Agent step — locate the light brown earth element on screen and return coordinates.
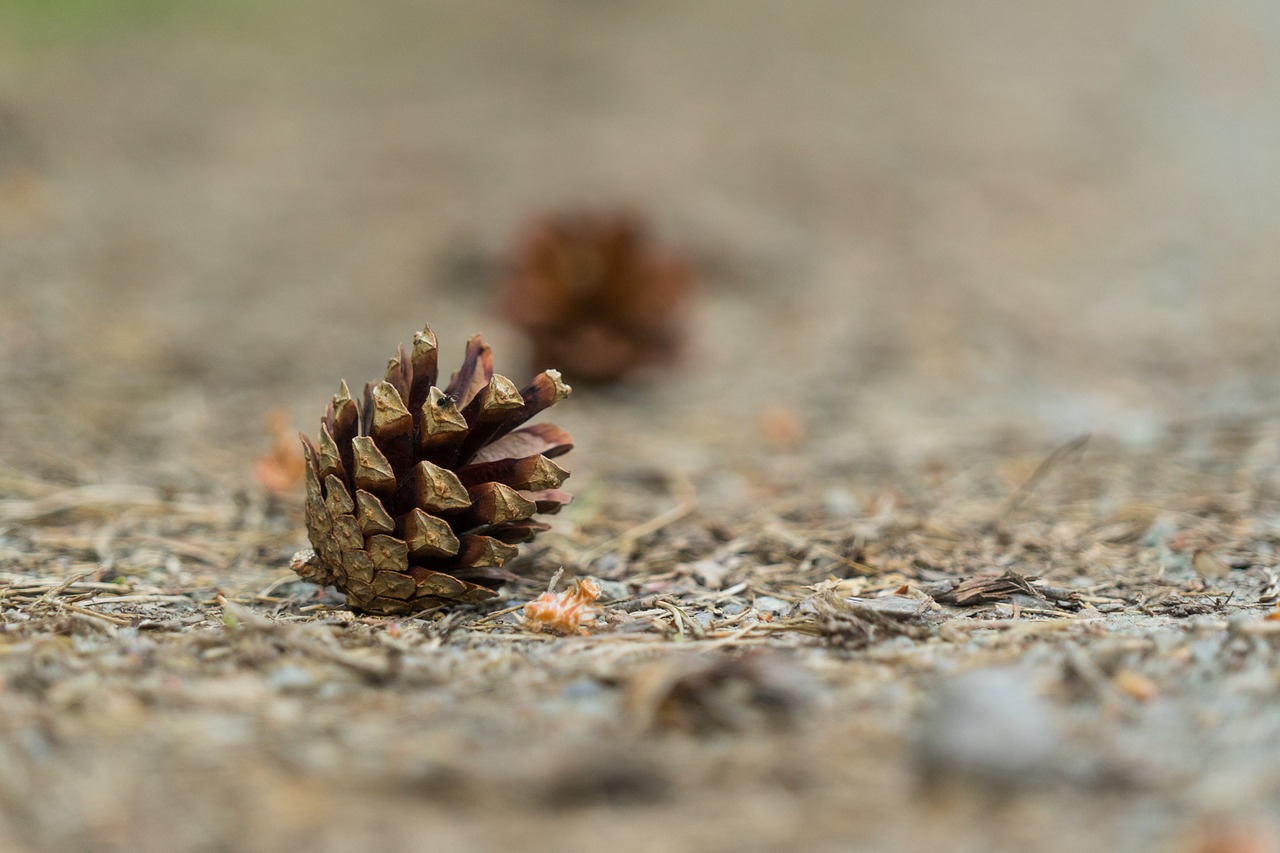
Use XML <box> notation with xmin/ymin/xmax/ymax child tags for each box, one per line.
<box><xmin>3</xmin><ymin>2</ymin><xmax>1280</xmax><ymax>851</ymax></box>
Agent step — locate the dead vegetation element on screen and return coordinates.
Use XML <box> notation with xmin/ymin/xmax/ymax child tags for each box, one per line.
<box><xmin>5</xmin><ymin>421</ymin><xmax>1280</xmax><ymax>851</ymax></box>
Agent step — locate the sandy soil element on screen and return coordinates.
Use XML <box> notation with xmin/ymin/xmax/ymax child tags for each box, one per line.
<box><xmin>3</xmin><ymin>1</ymin><xmax>1280</xmax><ymax>850</ymax></box>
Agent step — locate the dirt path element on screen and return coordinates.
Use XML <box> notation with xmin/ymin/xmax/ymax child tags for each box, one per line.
<box><xmin>3</xmin><ymin>2</ymin><xmax>1280</xmax><ymax>850</ymax></box>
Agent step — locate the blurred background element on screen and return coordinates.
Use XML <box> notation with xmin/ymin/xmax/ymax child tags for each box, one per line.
<box><xmin>2</xmin><ymin>0</ymin><xmax>1279</xmax><ymax>488</ymax></box>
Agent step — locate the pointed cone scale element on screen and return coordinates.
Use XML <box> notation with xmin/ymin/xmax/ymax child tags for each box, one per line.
<box><xmin>462</xmin><ymin>482</ymin><xmax>537</xmax><ymax>528</ymax></box>
<box><xmin>355</xmin><ymin>489</ymin><xmax>396</xmax><ymax>536</ymax></box>
<box><xmin>467</xmin><ymin>423</ymin><xmax>574</xmax><ymax>466</ymax></box>
<box><xmin>369</xmin><ymin>381</ymin><xmax>413</xmax><ymax>444</ymax></box>
<box><xmin>401</xmin><ymin>508</ymin><xmax>461</xmax><ymax>558</ymax></box>
<box><xmin>351</xmin><ymin>435</ymin><xmax>396</xmax><ymax>496</ymax></box>
<box><xmin>454</xmin><ymin>535</ymin><xmax>520</xmax><ymax>568</ymax></box>
<box><xmin>458</xmin><ymin>370</ymin><xmax>571</xmax><ymax>460</ymax></box>
<box><xmin>445</xmin><ymin>335</ymin><xmax>494</xmax><ymax>408</ymax></box>
<box><xmin>408</xmin><ymin>327</ymin><xmax>439</xmax><ymax>413</ymax></box>
<box><xmin>456</xmin><ymin>454</ymin><xmax>569</xmax><ymax>491</ymax></box>
<box><xmin>402</xmin><ymin>460</ymin><xmax>472</xmax><ymax>514</ymax></box>
<box><xmin>418</xmin><ymin>386</ymin><xmax>469</xmax><ymax>458</ymax></box>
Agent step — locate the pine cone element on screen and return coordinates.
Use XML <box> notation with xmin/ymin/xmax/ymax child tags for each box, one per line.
<box><xmin>501</xmin><ymin>211</ymin><xmax>691</xmax><ymax>384</ymax></box>
<box><xmin>292</xmin><ymin>326</ymin><xmax>573</xmax><ymax>615</ymax></box>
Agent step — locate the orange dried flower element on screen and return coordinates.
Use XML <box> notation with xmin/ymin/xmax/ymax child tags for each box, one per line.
<box><xmin>757</xmin><ymin>404</ymin><xmax>806</xmax><ymax>452</ymax></box>
<box><xmin>523</xmin><ymin>577</ymin><xmax>602</xmax><ymax>635</ymax></box>
<box><xmin>254</xmin><ymin>410</ymin><xmax>306</xmax><ymax>495</ymax></box>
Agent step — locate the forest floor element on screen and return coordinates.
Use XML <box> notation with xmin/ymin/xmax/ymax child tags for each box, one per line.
<box><xmin>3</xmin><ymin>1</ymin><xmax>1280</xmax><ymax>851</ymax></box>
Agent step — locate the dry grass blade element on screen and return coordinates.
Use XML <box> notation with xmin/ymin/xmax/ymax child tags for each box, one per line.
<box><xmin>781</xmin><ymin>592</ymin><xmax>935</xmax><ymax>650</ymax></box>
<box><xmin>998</xmin><ymin>434</ymin><xmax>1089</xmax><ymax>522</ymax></box>
<box><xmin>0</xmin><ymin>485</ymin><xmax>232</xmax><ymax>524</ymax></box>
<box><xmin>578</xmin><ymin>473</ymin><xmax>697</xmax><ymax>567</ymax></box>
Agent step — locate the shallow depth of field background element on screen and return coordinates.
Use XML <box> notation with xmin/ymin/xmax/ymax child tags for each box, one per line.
<box><xmin>3</xmin><ymin>3</ymin><xmax>1280</xmax><ymax>852</ymax></box>
<box><xmin>3</xmin><ymin>0</ymin><xmax>1279</xmax><ymax>480</ymax></box>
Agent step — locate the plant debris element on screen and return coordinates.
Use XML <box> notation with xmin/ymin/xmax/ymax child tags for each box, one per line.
<box><xmin>803</xmin><ymin>592</ymin><xmax>935</xmax><ymax>651</ymax></box>
<box><xmin>922</xmin><ymin>569</ymin><xmax>1061</xmax><ymax>607</ymax></box>
<box><xmin>626</xmin><ymin>649</ymin><xmax>817</xmax><ymax>733</ymax></box>
<box><xmin>522</xmin><ymin>576</ymin><xmax>602</xmax><ymax>635</ymax></box>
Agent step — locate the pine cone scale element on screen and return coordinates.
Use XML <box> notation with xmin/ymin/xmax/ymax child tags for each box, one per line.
<box><xmin>400</xmin><ymin>460</ymin><xmax>470</xmax><ymax>513</ymax></box>
<box><xmin>468</xmin><ymin>423</ymin><xmax>574</xmax><ymax>466</ymax></box>
<box><xmin>520</xmin><ymin>488</ymin><xmax>572</xmax><ymax>514</ymax></box>
<box><xmin>470</xmin><ymin>482</ymin><xmax>537</xmax><ymax>524</ymax></box>
<box><xmin>455</xmin><ymin>534</ymin><xmax>518</xmax><ymax>567</ymax></box>
<box><xmin>369</xmin><ymin>382</ymin><xmax>413</xmax><ymax>441</ymax></box>
<box><xmin>459</xmin><ymin>373</ymin><xmax>523</xmax><ymax>427</ymax></box>
<box><xmin>401</xmin><ymin>508</ymin><xmax>459</xmax><ymax>558</ymax></box>
<box><xmin>355</xmin><ymin>490</ymin><xmax>395</xmax><ymax>536</ymax></box>
<box><xmin>417</xmin><ymin>388</ymin><xmax>469</xmax><ymax>460</ymax></box>
<box><xmin>315</xmin><ymin>427</ymin><xmax>345</xmax><ymax>481</ymax></box>
<box><xmin>444</xmin><ymin>335</ymin><xmax>494</xmax><ymax>406</ymax></box>
<box><xmin>456</xmin><ymin>370</ymin><xmax>570</xmax><ymax>464</ymax></box>
<box><xmin>350</xmin><ymin>436</ymin><xmax>395</xmax><ymax>495</ymax></box>
<box><xmin>486</xmin><ymin>520</ymin><xmax>551</xmax><ymax>544</ymax></box>
<box><xmin>456</xmin><ymin>454</ymin><xmax>569</xmax><ymax>492</ymax></box>
<box><xmin>411</xmin><ymin>569</ymin><xmax>467</xmax><ymax>599</ymax></box>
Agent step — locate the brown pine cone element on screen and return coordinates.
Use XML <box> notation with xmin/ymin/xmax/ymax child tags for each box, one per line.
<box><xmin>501</xmin><ymin>211</ymin><xmax>692</xmax><ymax>384</ymax></box>
<box><xmin>291</xmin><ymin>325</ymin><xmax>573</xmax><ymax>615</ymax></box>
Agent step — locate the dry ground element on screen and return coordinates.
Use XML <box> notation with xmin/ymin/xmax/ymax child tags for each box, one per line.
<box><xmin>3</xmin><ymin>1</ymin><xmax>1280</xmax><ymax>851</ymax></box>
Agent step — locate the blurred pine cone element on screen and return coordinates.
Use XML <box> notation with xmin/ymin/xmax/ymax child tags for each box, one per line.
<box><xmin>292</xmin><ymin>326</ymin><xmax>573</xmax><ymax>615</ymax></box>
<box><xmin>501</xmin><ymin>211</ymin><xmax>692</xmax><ymax>384</ymax></box>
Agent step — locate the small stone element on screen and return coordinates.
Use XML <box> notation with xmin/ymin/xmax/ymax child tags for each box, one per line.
<box><xmin>753</xmin><ymin>596</ymin><xmax>793</xmax><ymax>617</ymax></box>
<box><xmin>822</xmin><ymin>487</ymin><xmax>859</xmax><ymax>518</ymax></box>
<box><xmin>593</xmin><ymin>579</ymin><xmax>629</xmax><ymax>601</ymax></box>
<box><xmin>268</xmin><ymin>665</ymin><xmax>315</xmax><ymax>693</ymax></box>
<box><xmin>916</xmin><ymin>667</ymin><xmax>1058</xmax><ymax>788</ymax></box>
<box><xmin>690</xmin><ymin>559</ymin><xmax>732</xmax><ymax>589</ymax></box>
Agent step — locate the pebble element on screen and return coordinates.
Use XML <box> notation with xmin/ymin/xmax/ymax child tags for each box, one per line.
<box><xmin>915</xmin><ymin>667</ymin><xmax>1059</xmax><ymax>788</ymax></box>
<box><xmin>561</xmin><ymin>677</ymin><xmax>605</xmax><ymax>699</ymax></box>
<box><xmin>593</xmin><ymin>579</ymin><xmax>629</xmax><ymax>601</ymax></box>
<box><xmin>267</xmin><ymin>665</ymin><xmax>315</xmax><ymax>693</ymax></box>
<box><xmin>822</xmin><ymin>487</ymin><xmax>859</xmax><ymax>518</ymax></box>
<box><xmin>753</xmin><ymin>596</ymin><xmax>793</xmax><ymax>617</ymax></box>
